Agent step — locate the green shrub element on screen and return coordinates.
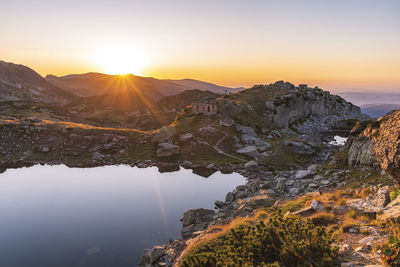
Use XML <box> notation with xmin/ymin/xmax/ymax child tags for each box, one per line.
<box><xmin>181</xmin><ymin>212</ymin><xmax>339</xmax><ymax>267</ymax></box>
<box><xmin>390</xmin><ymin>189</ymin><xmax>400</xmax><ymax>201</ymax></box>
<box><xmin>310</xmin><ymin>212</ymin><xmax>337</xmax><ymax>226</ymax></box>
<box><xmin>382</xmin><ymin>220</ymin><xmax>400</xmax><ymax>265</ymax></box>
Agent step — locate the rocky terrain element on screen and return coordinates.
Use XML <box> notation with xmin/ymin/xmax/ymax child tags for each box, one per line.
<box><xmin>3</xmin><ymin>60</ymin><xmax>400</xmax><ymax>267</ymax></box>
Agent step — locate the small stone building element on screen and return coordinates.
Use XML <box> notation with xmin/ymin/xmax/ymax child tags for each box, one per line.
<box><xmin>191</xmin><ymin>96</ymin><xmax>217</xmax><ymax>115</ymax></box>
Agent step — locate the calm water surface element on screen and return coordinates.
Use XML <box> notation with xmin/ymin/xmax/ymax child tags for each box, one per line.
<box><xmin>0</xmin><ymin>165</ymin><xmax>245</xmax><ymax>267</ymax></box>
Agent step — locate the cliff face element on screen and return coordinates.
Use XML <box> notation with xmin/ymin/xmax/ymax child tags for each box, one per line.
<box><xmin>268</xmin><ymin>87</ymin><xmax>364</xmax><ymax>130</ymax></box>
<box><xmin>345</xmin><ymin>110</ymin><xmax>400</xmax><ymax>183</ymax></box>
<box><xmin>219</xmin><ymin>81</ymin><xmax>366</xmax><ymax>136</ymax></box>
<box><xmin>373</xmin><ymin>110</ymin><xmax>400</xmax><ymax>183</ymax></box>
<box><xmin>347</xmin><ymin>136</ymin><xmax>378</xmax><ymax>167</ymax></box>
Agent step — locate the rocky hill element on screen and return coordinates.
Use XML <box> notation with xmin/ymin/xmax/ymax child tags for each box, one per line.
<box><xmin>0</xmin><ymin>61</ymin><xmax>74</xmax><ymax>105</ymax></box>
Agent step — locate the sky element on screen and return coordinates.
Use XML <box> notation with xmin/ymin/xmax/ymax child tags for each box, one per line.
<box><xmin>1</xmin><ymin>0</ymin><xmax>399</xmax><ymax>91</ymax></box>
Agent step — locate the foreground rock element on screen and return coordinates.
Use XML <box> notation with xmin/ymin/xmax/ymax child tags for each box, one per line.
<box><xmin>373</xmin><ymin>110</ymin><xmax>400</xmax><ymax>183</ymax></box>
<box><xmin>347</xmin><ymin>187</ymin><xmax>390</xmax><ymax>214</ymax></box>
<box><xmin>181</xmin><ymin>209</ymin><xmax>215</xmax><ymax>240</ymax></box>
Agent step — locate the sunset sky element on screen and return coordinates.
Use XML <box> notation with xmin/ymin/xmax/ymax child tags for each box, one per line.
<box><xmin>1</xmin><ymin>0</ymin><xmax>399</xmax><ymax>91</ymax></box>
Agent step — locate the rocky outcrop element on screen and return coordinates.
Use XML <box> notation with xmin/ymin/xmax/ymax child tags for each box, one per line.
<box><xmin>373</xmin><ymin>110</ymin><xmax>400</xmax><ymax>183</ymax></box>
<box><xmin>181</xmin><ymin>209</ymin><xmax>215</xmax><ymax>240</ymax></box>
<box><xmin>346</xmin><ymin>136</ymin><xmax>378</xmax><ymax>167</ymax></box>
<box><xmin>263</xmin><ymin>83</ymin><xmax>366</xmax><ymax>131</ymax></box>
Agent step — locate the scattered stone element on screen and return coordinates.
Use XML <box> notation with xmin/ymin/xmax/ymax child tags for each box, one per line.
<box><xmin>157</xmin><ymin>143</ymin><xmax>180</xmax><ymax>157</ymax></box>
<box><xmin>244</xmin><ymin>160</ymin><xmax>259</xmax><ymax>172</ymax></box>
<box><xmin>92</xmin><ymin>152</ymin><xmax>104</xmax><ymax>161</ymax></box>
<box><xmin>181</xmin><ymin>160</ymin><xmax>193</xmax><ymax>169</ymax></box>
<box><xmin>237</xmin><ymin>146</ymin><xmax>258</xmax><ymax>157</ymax></box>
<box><xmin>179</xmin><ymin>133</ymin><xmax>193</xmax><ymax>142</ymax></box>
<box><xmin>294</xmin><ymin>170</ymin><xmax>312</xmax><ymax>179</ymax></box>
<box><xmin>359</xmin><ymin>236</ymin><xmax>375</xmax><ymax>244</ymax></box>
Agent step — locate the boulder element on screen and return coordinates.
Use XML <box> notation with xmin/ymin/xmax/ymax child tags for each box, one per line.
<box><xmin>241</xmin><ymin>134</ymin><xmax>258</xmax><ymax>144</ymax></box>
<box><xmin>153</xmin><ymin>126</ymin><xmax>176</xmax><ymax>143</ymax></box>
<box><xmin>347</xmin><ymin>137</ymin><xmax>377</xmax><ymax>167</ymax></box>
<box><xmin>347</xmin><ymin>187</ymin><xmax>390</xmax><ymax>214</ymax></box>
<box><xmin>220</xmin><ymin>117</ymin><xmax>235</xmax><ymax>127</ymax></box>
<box><xmin>378</xmin><ymin>194</ymin><xmax>400</xmax><ymax>221</ymax></box>
<box><xmin>181</xmin><ymin>208</ymin><xmax>215</xmax><ymax>240</ymax></box>
<box><xmin>157</xmin><ymin>143</ymin><xmax>180</xmax><ymax>157</ymax></box>
<box><xmin>179</xmin><ymin>133</ymin><xmax>193</xmax><ymax>142</ymax></box>
<box><xmin>237</xmin><ymin>146</ymin><xmax>258</xmax><ymax>157</ymax></box>
<box><xmin>255</xmin><ymin>139</ymin><xmax>271</xmax><ymax>152</ymax></box>
<box><xmin>225</xmin><ymin>192</ymin><xmax>235</xmax><ymax>203</ymax></box>
<box><xmin>181</xmin><ymin>160</ymin><xmax>193</xmax><ymax>169</ymax></box>
<box><xmin>283</xmin><ymin>140</ymin><xmax>316</xmax><ymax>155</ymax></box>
<box><xmin>236</xmin><ymin>125</ymin><xmax>257</xmax><ymax>137</ymax></box>
<box><xmin>150</xmin><ymin>246</ymin><xmax>164</xmax><ymax>263</ymax></box>
<box><xmin>244</xmin><ymin>160</ymin><xmax>259</xmax><ymax>172</ymax></box>
<box><xmin>92</xmin><ymin>152</ymin><xmax>104</xmax><ymax>161</ymax></box>
<box><xmin>294</xmin><ymin>170</ymin><xmax>312</xmax><ymax>179</ymax></box>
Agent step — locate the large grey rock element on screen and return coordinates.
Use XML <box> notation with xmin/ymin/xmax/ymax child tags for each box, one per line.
<box><xmin>236</xmin><ymin>125</ymin><xmax>257</xmax><ymax>138</ymax></box>
<box><xmin>157</xmin><ymin>143</ymin><xmax>180</xmax><ymax>157</ymax></box>
<box><xmin>153</xmin><ymin>126</ymin><xmax>176</xmax><ymax>143</ymax></box>
<box><xmin>255</xmin><ymin>139</ymin><xmax>271</xmax><ymax>152</ymax></box>
<box><xmin>348</xmin><ymin>187</ymin><xmax>390</xmax><ymax>214</ymax></box>
<box><xmin>150</xmin><ymin>246</ymin><xmax>164</xmax><ymax>263</ymax></box>
<box><xmin>283</xmin><ymin>140</ymin><xmax>316</xmax><ymax>155</ymax></box>
<box><xmin>92</xmin><ymin>152</ymin><xmax>104</xmax><ymax>161</ymax></box>
<box><xmin>241</xmin><ymin>134</ymin><xmax>258</xmax><ymax>144</ymax></box>
<box><xmin>294</xmin><ymin>170</ymin><xmax>312</xmax><ymax>179</ymax></box>
<box><xmin>179</xmin><ymin>133</ymin><xmax>193</xmax><ymax>142</ymax></box>
<box><xmin>347</xmin><ymin>137</ymin><xmax>377</xmax><ymax>167</ymax></box>
<box><xmin>237</xmin><ymin>146</ymin><xmax>258</xmax><ymax>157</ymax></box>
<box><xmin>378</xmin><ymin>195</ymin><xmax>400</xmax><ymax>221</ymax></box>
<box><xmin>181</xmin><ymin>208</ymin><xmax>215</xmax><ymax>240</ymax></box>
<box><xmin>244</xmin><ymin>160</ymin><xmax>259</xmax><ymax>172</ymax></box>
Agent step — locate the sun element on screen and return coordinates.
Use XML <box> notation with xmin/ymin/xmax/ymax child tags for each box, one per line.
<box><xmin>94</xmin><ymin>45</ymin><xmax>147</xmax><ymax>75</ymax></box>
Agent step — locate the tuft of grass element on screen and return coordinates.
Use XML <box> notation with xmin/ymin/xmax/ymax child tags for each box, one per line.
<box><xmin>310</xmin><ymin>212</ymin><xmax>338</xmax><ymax>226</ymax></box>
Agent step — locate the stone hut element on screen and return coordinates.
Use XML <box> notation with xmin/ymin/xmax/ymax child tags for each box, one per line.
<box><xmin>191</xmin><ymin>96</ymin><xmax>217</xmax><ymax>115</ymax></box>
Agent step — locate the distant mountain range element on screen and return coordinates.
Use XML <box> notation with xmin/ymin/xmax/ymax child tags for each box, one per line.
<box><xmin>336</xmin><ymin>91</ymin><xmax>400</xmax><ymax>106</ymax></box>
<box><xmin>361</xmin><ymin>104</ymin><xmax>400</xmax><ymax>118</ymax></box>
<box><xmin>0</xmin><ymin>60</ymin><xmax>241</xmax><ymax>107</ymax></box>
<box><xmin>45</xmin><ymin>73</ymin><xmax>241</xmax><ymax>99</ymax></box>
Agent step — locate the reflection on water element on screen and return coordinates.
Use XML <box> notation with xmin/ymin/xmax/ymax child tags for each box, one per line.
<box><xmin>0</xmin><ymin>165</ymin><xmax>245</xmax><ymax>267</ymax></box>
